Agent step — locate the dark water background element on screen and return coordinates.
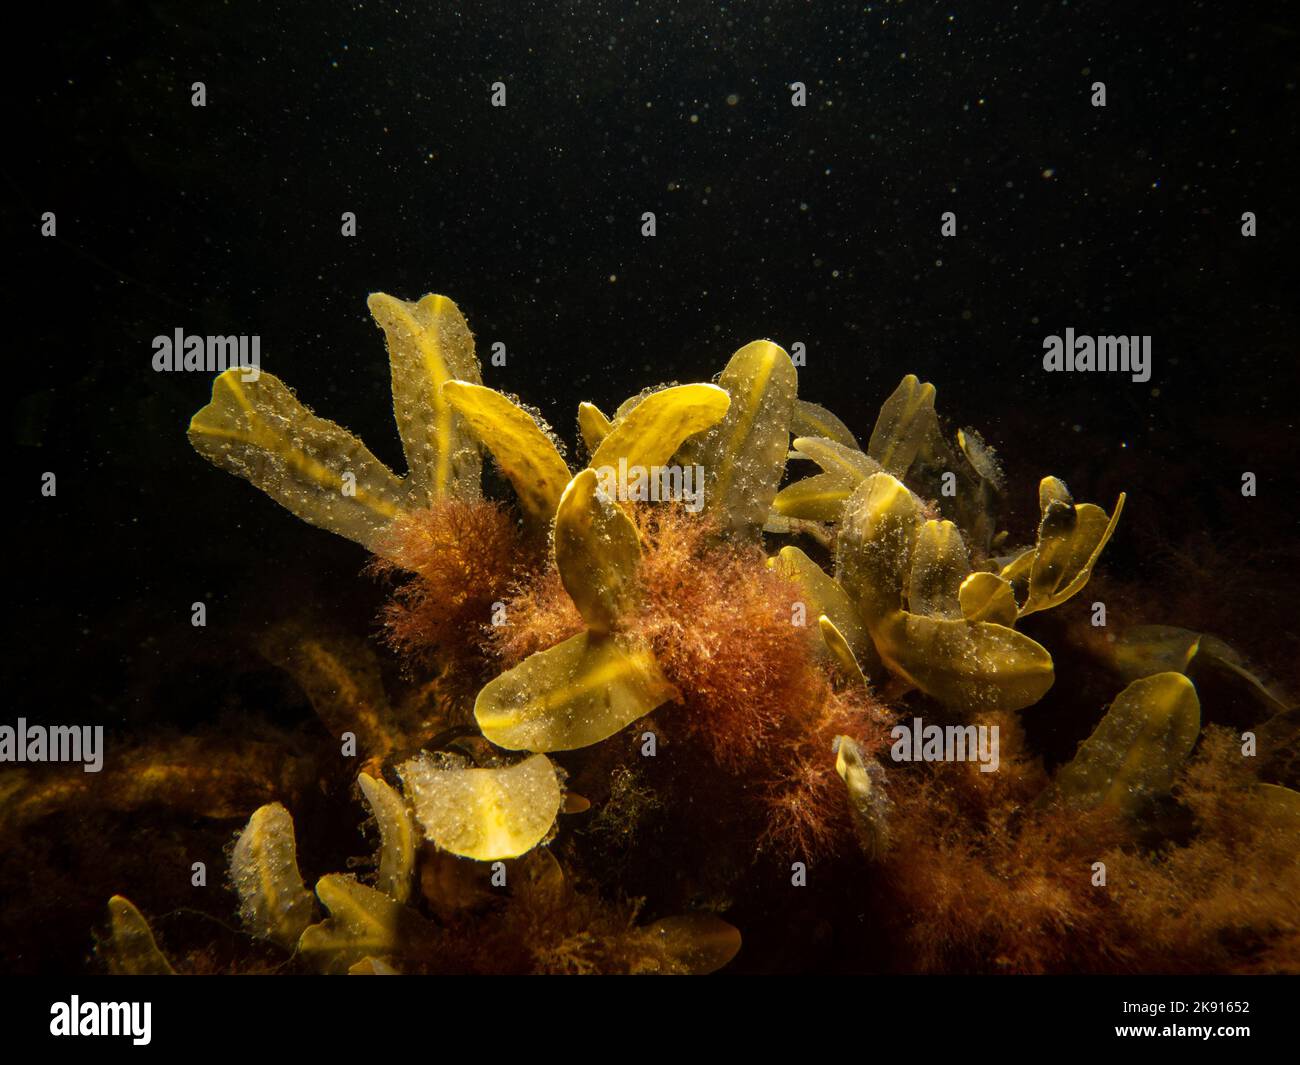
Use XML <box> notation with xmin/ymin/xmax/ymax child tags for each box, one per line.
<box><xmin>5</xmin><ymin>0</ymin><xmax>1299</xmax><ymax>972</ymax></box>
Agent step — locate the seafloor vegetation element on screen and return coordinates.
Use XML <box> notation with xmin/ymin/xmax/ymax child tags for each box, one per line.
<box><xmin>16</xmin><ymin>291</ymin><xmax>1297</xmax><ymax>974</ymax></box>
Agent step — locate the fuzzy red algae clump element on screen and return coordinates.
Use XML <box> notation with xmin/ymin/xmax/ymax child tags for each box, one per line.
<box><xmin>372</xmin><ymin>498</ymin><xmax>533</xmax><ymax>673</ymax></box>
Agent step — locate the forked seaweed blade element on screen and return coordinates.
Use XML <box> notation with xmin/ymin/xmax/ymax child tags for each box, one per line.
<box><xmin>188</xmin><ymin>369</ymin><xmax>408</xmax><ymax>553</ymax></box>
<box><xmin>367</xmin><ymin>291</ymin><xmax>484</xmax><ymax>505</ymax></box>
<box><xmin>867</xmin><ymin>374</ymin><xmax>938</xmax><ymax>477</ymax></box>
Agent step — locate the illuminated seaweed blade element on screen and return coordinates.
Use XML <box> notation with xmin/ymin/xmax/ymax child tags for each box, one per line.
<box><xmin>1052</xmin><ymin>672</ymin><xmax>1201</xmax><ymax>814</ymax></box>
<box><xmin>188</xmin><ymin>369</ymin><xmax>408</xmax><ymax>553</ymax></box>
<box><xmin>834</xmin><ymin>472</ymin><xmax>1055</xmax><ymax>712</ymax></box>
<box><xmin>474</xmin><ymin>631</ymin><xmax>675</xmax><ymax>752</ymax></box>
<box><xmin>230</xmin><ymin>802</ymin><xmax>316</xmax><ymax>949</ymax></box>
<box><xmin>398</xmin><ymin>753</ymin><xmax>563</xmax><ymax>861</ymax></box>
<box><xmin>182</xmin><ymin>297</ymin><xmax>1135</xmax><ymax>728</ymax></box>
<box><xmin>553</xmin><ymin>468</ymin><xmax>643</xmax><ymax>632</ymax></box>
<box><xmin>441</xmin><ymin>380</ymin><xmax>571</xmax><ymax>526</ymax></box>
<box><xmin>103</xmin><ymin>896</ymin><xmax>175</xmax><ymax>976</ymax></box>
<box><xmin>187</xmin><ymin>290</ymin><xmax>492</xmax><ymax>554</ymax></box>
<box><xmin>589</xmin><ymin>383</ymin><xmax>730</xmax><ymax>471</ymax></box>
<box><xmin>677</xmin><ymin>339</ymin><xmax>797</xmax><ymax>537</ymax></box>
<box><xmin>367</xmin><ymin>292</ymin><xmax>484</xmax><ymax>504</ymax></box>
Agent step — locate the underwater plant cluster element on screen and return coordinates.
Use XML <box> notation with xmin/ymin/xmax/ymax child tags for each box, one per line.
<box><xmin>74</xmin><ymin>292</ymin><xmax>1296</xmax><ymax>975</ymax></box>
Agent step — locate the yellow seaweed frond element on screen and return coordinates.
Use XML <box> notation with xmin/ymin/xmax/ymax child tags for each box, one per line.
<box><xmin>631</xmin><ymin>914</ymin><xmax>743</xmax><ymax>975</ymax></box>
<box><xmin>553</xmin><ymin>468</ymin><xmax>642</xmax><ymax>632</ymax></box>
<box><xmin>1010</xmin><ymin>477</ymin><xmax>1126</xmax><ymax>617</ymax></box>
<box><xmin>230</xmin><ymin>802</ymin><xmax>316</xmax><ymax>949</ymax></box>
<box><xmin>676</xmin><ymin>340</ymin><xmax>797</xmax><ymax>537</ymax></box>
<box><xmin>1052</xmin><ymin>672</ymin><xmax>1201</xmax><ymax>815</ymax></box>
<box><xmin>957</xmin><ymin>571</ymin><xmax>1020</xmax><ymax>627</ymax></box>
<box><xmin>836</xmin><ymin>472</ymin><xmax>922</xmax><ymax>625</ymax></box>
<box><xmin>791</xmin><ymin>397</ymin><xmax>860</xmax><ymax>449</ymax></box>
<box><xmin>589</xmin><ymin>382</ymin><xmax>730</xmax><ymax>471</ymax></box>
<box><xmin>298</xmin><ymin>874</ymin><xmax>437</xmax><ymax>974</ymax></box>
<box><xmin>104</xmin><ymin>896</ymin><xmax>176</xmax><ymax>975</ymax></box>
<box><xmin>871</xmin><ymin>609</ymin><xmax>1055</xmax><ymax>713</ymax></box>
<box><xmin>834</xmin><ymin>736</ymin><xmax>892</xmax><ymax>859</ymax></box>
<box><xmin>819</xmin><ymin>615</ymin><xmax>869</xmax><ymax>688</ymax></box>
<box><xmin>577</xmin><ymin>400</ymin><xmax>612</xmax><ymax>454</ymax></box>
<box><xmin>772</xmin><ymin>544</ymin><xmax>880</xmax><ymax>678</ymax></box>
<box><xmin>867</xmin><ymin>373</ymin><xmax>938</xmax><ymax>477</ymax></box>
<box><xmin>188</xmin><ymin>369</ymin><xmax>408</xmax><ymax>553</ymax></box>
<box><xmin>1110</xmin><ymin>625</ymin><xmax>1291</xmax><ymax>714</ymax></box>
<box><xmin>357</xmin><ymin>773</ymin><xmax>416</xmax><ymax>903</ymax></box>
<box><xmin>773</xmin><ymin>435</ymin><xmax>881</xmax><ymax>522</ymax></box>
<box><xmin>907</xmin><ymin>519</ymin><xmax>972</xmax><ymax>620</ymax></box>
<box><xmin>367</xmin><ymin>291</ymin><xmax>484</xmax><ymax>505</ymax></box>
<box><xmin>441</xmin><ymin>380</ymin><xmax>572</xmax><ymax>528</ymax></box>
<box><xmin>772</xmin><ymin>471</ymin><xmax>856</xmax><ymax>522</ymax></box>
<box><xmin>397</xmin><ymin>752</ymin><xmax>563</xmax><ymax>860</ymax></box>
<box><xmin>474</xmin><ymin>630</ymin><xmax>675</xmax><ymax>752</ymax></box>
<box><xmin>835</xmin><ymin>471</ymin><xmax>1055</xmax><ymax>712</ymax></box>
